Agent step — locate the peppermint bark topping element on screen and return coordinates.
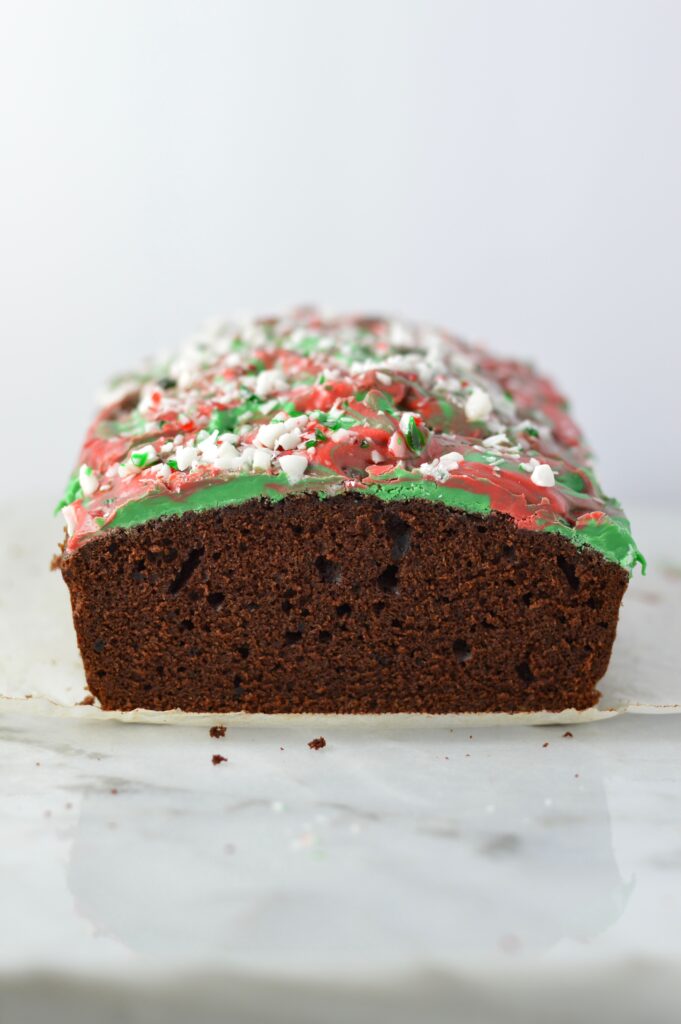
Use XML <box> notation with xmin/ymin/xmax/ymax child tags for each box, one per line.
<box><xmin>57</xmin><ymin>310</ymin><xmax>643</xmax><ymax>571</ymax></box>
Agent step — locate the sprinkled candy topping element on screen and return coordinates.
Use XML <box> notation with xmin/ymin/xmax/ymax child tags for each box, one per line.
<box><xmin>530</xmin><ymin>463</ymin><xmax>556</xmax><ymax>488</ymax></box>
<box><xmin>56</xmin><ymin>309</ymin><xmax>644</xmax><ymax>571</ymax></box>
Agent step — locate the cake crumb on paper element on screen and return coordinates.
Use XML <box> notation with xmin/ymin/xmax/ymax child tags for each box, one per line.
<box><xmin>212</xmin><ymin>754</ymin><xmax>228</xmax><ymax>765</ymax></box>
<box><xmin>209</xmin><ymin>725</ymin><xmax>226</xmax><ymax>738</ymax></box>
<box><xmin>308</xmin><ymin>736</ymin><xmax>326</xmax><ymax>750</ymax></box>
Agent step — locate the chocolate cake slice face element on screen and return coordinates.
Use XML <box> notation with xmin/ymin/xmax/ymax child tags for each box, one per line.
<box><xmin>56</xmin><ymin>311</ymin><xmax>642</xmax><ymax>714</ymax></box>
<box><xmin>61</xmin><ymin>496</ymin><xmax>628</xmax><ymax>713</ymax></box>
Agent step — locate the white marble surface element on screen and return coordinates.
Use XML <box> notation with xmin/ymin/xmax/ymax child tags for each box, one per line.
<box><xmin>1</xmin><ymin>501</ymin><xmax>680</xmax><ymax>1023</ymax></box>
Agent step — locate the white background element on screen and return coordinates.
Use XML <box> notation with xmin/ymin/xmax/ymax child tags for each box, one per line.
<box><xmin>1</xmin><ymin>0</ymin><xmax>679</xmax><ymax>506</ymax></box>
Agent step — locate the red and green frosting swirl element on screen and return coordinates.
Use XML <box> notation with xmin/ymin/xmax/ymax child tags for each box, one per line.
<box><xmin>57</xmin><ymin>311</ymin><xmax>644</xmax><ymax>572</ymax></box>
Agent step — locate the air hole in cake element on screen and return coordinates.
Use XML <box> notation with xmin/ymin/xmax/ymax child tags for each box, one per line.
<box><xmin>319</xmin><ymin>630</ymin><xmax>332</xmax><ymax>643</ymax></box>
<box><xmin>233</xmin><ymin>674</ymin><xmax>243</xmax><ymax>694</ymax></box>
<box><xmin>168</xmin><ymin>547</ymin><xmax>204</xmax><ymax>594</ymax></box>
<box><xmin>377</xmin><ymin>565</ymin><xmax>399</xmax><ymax>593</ymax></box>
<box><xmin>282</xmin><ymin>599</ymin><xmax>292</xmax><ymax>613</ymax></box>
<box><xmin>391</xmin><ymin>618</ymin><xmax>403</xmax><ymax>629</ymax></box>
<box><xmin>522</xmin><ymin>592</ymin><xmax>532</xmax><ymax>606</ymax></box>
<box><xmin>503</xmin><ymin>545</ymin><xmax>517</xmax><ymax>563</ymax></box>
<box><xmin>237</xmin><ymin>644</ymin><xmax>250</xmax><ymax>659</ymax></box>
<box><xmin>516</xmin><ymin>660</ymin><xmax>535</xmax><ymax>683</ymax></box>
<box><xmin>315</xmin><ymin>555</ymin><xmax>342</xmax><ymax>583</ymax></box>
<box><xmin>453</xmin><ymin>639</ymin><xmax>472</xmax><ymax>663</ymax></box>
<box><xmin>335</xmin><ymin>603</ymin><xmax>351</xmax><ymax>618</ymax></box>
<box><xmin>181</xmin><ymin>618</ymin><xmax>194</xmax><ymax>631</ymax></box>
<box><xmin>557</xmin><ymin>555</ymin><xmax>580</xmax><ymax>591</ymax></box>
<box><xmin>386</xmin><ymin>514</ymin><xmax>412</xmax><ymax>561</ymax></box>
<box><xmin>207</xmin><ymin>592</ymin><xmax>225</xmax><ymax>608</ymax></box>
<box><xmin>93</xmin><ymin>638</ymin><xmax>105</xmax><ymax>653</ymax></box>
<box><xmin>291</xmin><ymin>524</ymin><xmax>303</xmax><ymax>536</ymax></box>
<box><xmin>133</xmin><ymin>558</ymin><xmax>145</xmax><ymax>573</ymax></box>
<box><xmin>587</xmin><ymin>596</ymin><xmax>602</xmax><ymax>610</ymax></box>
<box><xmin>373</xmin><ymin>601</ymin><xmax>386</xmax><ymax>614</ymax></box>
<box><xmin>284</xmin><ymin>629</ymin><xmax>303</xmax><ymax>645</ymax></box>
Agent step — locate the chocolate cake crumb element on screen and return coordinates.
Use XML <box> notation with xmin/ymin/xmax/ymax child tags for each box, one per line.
<box><xmin>79</xmin><ymin>694</ymin><xmax>95</xmax><ymax>706</ymax></box>
<box><xmin>62</xmin><ymin>497</ymin><xmax>628</xmax><ymax>715</ymax></box>
<box><xmin>308</xmin><ymin>736</ymin><xmax>326</xmax><ymax>750</ymax></box>
<box><xmin>212</xmin><ymin>754</ymin><xmax>228</xmax><ymax>765</ymax></box>
<box><xmin>542</xmin><ymin>741</ymin><xmax>549</xmax><ymax>748</ymax></box>
<box><xmin>563</xmin><ymin>731</ymin><xmax>573</xmax><ymax>738</ymax></box>
<box><xmin>209</xmin><ymin>725</ymin><xmax>226</xmax><ymax>738</ymax></box>
<box><xmin>110</xmin><ymin>788</ymin><xmax>118</xmax><ymax>794</ymax></box>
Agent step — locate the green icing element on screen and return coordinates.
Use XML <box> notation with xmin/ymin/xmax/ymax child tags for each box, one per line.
<box><xmin>108</xmin><ymin>474</ymin><xmax>288</xmax><ymax>531</ymax></box>
<box><xmin>362</xmin><ymin>478</ymin><xmax>492</xmax><ymax>513</ymax></box>
<box><xmin>556</xmin><ymin>470</ymin><xmax>586</xmax><ymax>493</ymax></box>
<box><xmin>55</xmin><ymin>473</ymin><xmax>82</xmax><ymax>513</ymax></box>
<box><xmin>546</xmin><ymin>516</ymin><xmax>646</xmax><ymax>574</ymax></box>
<box><xmin>104</xmin><ymin>473</ymin><xmax>492</xmax><ymax>535</ymax></box>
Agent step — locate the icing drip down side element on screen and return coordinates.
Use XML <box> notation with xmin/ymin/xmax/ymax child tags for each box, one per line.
<box><xmin>57</xmin><ymin>311</ymin><xmax>644</xmax><ymax>572</ymax></box>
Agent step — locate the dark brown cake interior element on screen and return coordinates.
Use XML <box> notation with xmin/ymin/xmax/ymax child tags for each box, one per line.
<box><xmin>61</xmin><ymin>495</ymin><xmax>627</xmax><ymax>713</ymax></box>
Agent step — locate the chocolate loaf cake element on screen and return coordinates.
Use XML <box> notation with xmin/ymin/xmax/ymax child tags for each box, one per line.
<box><xmin>56</xmin><ymin>311</ymin><xmax>643</xmax><ymax>714</ymax></box>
